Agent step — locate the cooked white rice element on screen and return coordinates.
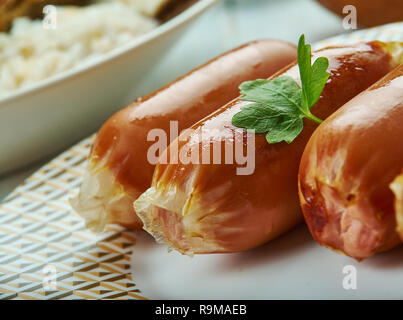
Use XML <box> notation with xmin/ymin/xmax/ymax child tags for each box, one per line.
<box><xmin>0</xmin><ymin>1</ymin><xmax>163</xmax><ymax>97</ymax></box>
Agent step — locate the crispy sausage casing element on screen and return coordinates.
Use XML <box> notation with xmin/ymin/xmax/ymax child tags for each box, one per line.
<box><xmin>71</xmin><ymin>39</ymin><xmax>298</xmax><ymax>232</ymax></box>
<box><xmin>135</xmin><ymin>41</ymin><xmax>403</xmax><ymax>255</ymax></box>
<box><xmin>299</xmin><ymin>64</ymin><xmax>403</xmax><ymax>260</ymax></box>
<box><xmin>390</xmin><ymin>170</ymin><xmax>403</xmax><ymax>241</ymax></box>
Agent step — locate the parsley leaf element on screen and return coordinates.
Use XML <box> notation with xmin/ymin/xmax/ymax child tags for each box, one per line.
<box><xmin>231</xmin><ymin>34</ymin><xmax>330</xmax><ymax>144</ymax></box>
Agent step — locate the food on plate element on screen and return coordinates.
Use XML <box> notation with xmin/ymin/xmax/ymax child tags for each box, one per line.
<box><xmin>128</xmin><ymin>0</ymin><xmax>197</xmax><ymax>19</ymax></box>
<box><xmin>299</xmin><ymin>64</ymin><xmax>403</xmax><ymax>260</ymax></box>
<box><xmin>390</xmin><ymin>170</ymin><xmax>403</xmax><ymax>240</ymax></box>
<box><xmin>316</xmin><ymin>0</ymin><xmax>403</xmax><ymax>27</ymax></box>
<box><xmin>71</xmin><ymin>39</ymin><xmax>298</xmax><ymax>232</ymax></box>
<box><xmin>0</xmin><ymin>0</ymin><xmax>189</xmax><ymax>97</ymax></box>
<box><xmin>129</xmin><ymin>0</ymin><xmax>172</xmax><ymax>16</ymax></box>
<box><xmin>0</xmin><ymin>0</ymin><xmax>90</xmax><ymax>32</ymax></box>
<box><xmin>134</xmin><ymin>40</ymin><xmax>403</xmax><ymax>255</ymax></box>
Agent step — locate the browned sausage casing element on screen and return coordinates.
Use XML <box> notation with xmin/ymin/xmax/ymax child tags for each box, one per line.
<box><xmin>71</xmin><ymin>39</ymin><xmax>298</xmax><ymax>232</ymax></box>
<box><xmin>135</xmin><ymin>41</ymin><xmax>403</xmax><ymax>255</ymax></box>
<box><xmin>299</xmin><ymin>64</ymin><xmax>403</xmax><ymax>260</ymax></box>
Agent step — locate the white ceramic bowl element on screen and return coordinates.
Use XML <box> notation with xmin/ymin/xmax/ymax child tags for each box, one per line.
<box><xmin>0</xmin><ymin>0</ymin><xmax>217</xmax><ymax>176</ymax></box>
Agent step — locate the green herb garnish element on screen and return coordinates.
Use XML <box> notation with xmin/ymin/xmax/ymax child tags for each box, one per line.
<box><xmin>231</xmin><ymin>34</ymin><xmax>330</xmax><ymax>144</ymax></box>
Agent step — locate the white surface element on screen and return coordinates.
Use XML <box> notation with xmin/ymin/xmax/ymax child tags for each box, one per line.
<box><xmin>131</xmin><ymin>227</ymin><xmax>403</xmax><ymax>299</ymax></box>
<box><xmin>0</xmin><ymin>0</ymin><xmax>347</xmax><ymax>201</ymax></box>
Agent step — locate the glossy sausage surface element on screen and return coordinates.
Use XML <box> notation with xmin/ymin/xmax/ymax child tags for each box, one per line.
<box><xmin>299</xmin><ymin>64</ymin><xmax>403</xmax><ymax>260</ymax></box>
<box><xmin>71</xmin><ymin>39</ymin><xmax>298</xmax><ymax>231</ymax></box>
<box><xmin>135</xmin><ymin>42</ymin><xmax>400</xmax><ymax>254</ymax></box>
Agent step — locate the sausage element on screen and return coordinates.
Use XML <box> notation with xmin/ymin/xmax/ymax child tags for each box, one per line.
<box><xmin>134</xmin><ymin>41</ymin><xmax>403</xmax><ymax>255</ymax></box>
<box><xmin>299</xmin><ymin>64</ymin><xmax>403</xmax><ymax>260</ymax></box>
<box><xmin>70</xmin><ymin>39</ymin><xmax>298</xmax><ymax>232</ymax></box>
<box><xmin>390</xmin><ymin>169</ymin><xmax>403</xmax><ymax>241</ymax></box>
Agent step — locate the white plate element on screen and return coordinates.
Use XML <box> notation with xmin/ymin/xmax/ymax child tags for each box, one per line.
<box><xmin>0</xmin><ymin>0</ymin><xmax>217</xmax><ymax>176</ymax></box>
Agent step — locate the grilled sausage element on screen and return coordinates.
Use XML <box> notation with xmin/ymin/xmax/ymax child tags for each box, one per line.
<box><xmin>299</xmin><ymin>64</ymin><xmax>403</xmax><ymax>260</ymax></box>
<box><xmin>71</xmin><ymin>39</ymin><xmax>298</xmax><ymax>232</ymax></box>
<box><xmin>134</xmin><ymin>41</ymin><xmax>403</xmax><ymax>255</ymax></box>
<box><xmin>391</xmin><ymin>169</ymin><xmax>403</xmax><ymax>241</ymax></box>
